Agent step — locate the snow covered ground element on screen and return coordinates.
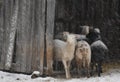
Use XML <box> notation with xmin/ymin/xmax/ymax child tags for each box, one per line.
<box><xmin>0</xmin><ymin>69</ymin><xmax>120</xmax><ymax>82</ymax></box>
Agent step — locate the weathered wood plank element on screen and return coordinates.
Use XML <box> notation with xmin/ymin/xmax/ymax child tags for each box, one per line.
<box><xmin>0</xmin><ymin>0</ymin><xmax>17</xmax><ymax>70</ymax></box>
<box><xmin>25</xmin><ymin>0</ymin><xmax>34</xmax><ymax>73</ymax></box>
<box><xmin>14</xmin><ymin>0</ymin><xmax>46</xmax><ymax>74</ymax></box>
<box><xmin>45</xmin><ymin>0</ymin><xmax>56</xmax><ymax>75</ymax></box>
<box><xmin>11</xmin><ymin>63</ymin><xmax>20</xmax><ymax>72</ymax></box>
<box><xmin>0</xmin><ymin>63</ymin><xmax>4</xmax><ymax>70</ymax></box>
<box><xmin>0</xmin><ymin>0</ymin><xmax>4</xmax><ymax>69</ymax></box>
<box><xmin>12</xmin><ymin>0</ymin><xmax>32</xmax><ymax>73</ymax></box>
<box><xmin>5</xmin><ymin>0</ymin><xmax>18</xmax><ymax>70</ymax></box>
<box><xmin>15</xmin><ymin>0</ymin><xmax>29</xmax><ymax>72</ymax></box>
<box><xmin>30</xmin><ymin>0</ymin><xmax>46</xmax><ymax>75</ymax></box>
<box><xmin>1</xmin><ymin>0</ymin><xmax>10</xmax><ymax>70</ymax></box>
<box><xmin>30</xmin><ymin>0</ymin><xmax>38</xmax><ymax>72</ymax></box>
<box><xmin>37</xmin><ymin>0</ymin><xmax>46</xmax><ymax>75</ymax></box>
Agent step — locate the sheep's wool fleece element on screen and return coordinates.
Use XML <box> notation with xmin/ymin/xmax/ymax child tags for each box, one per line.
<box><xmin>91</xmin><ymin>40</ymin><xmax>108</xmax><ymax>50</ymax></box>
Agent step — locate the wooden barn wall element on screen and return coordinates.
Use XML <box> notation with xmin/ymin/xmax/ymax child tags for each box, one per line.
<box><xmin>0</xmin><ymin>0</ymin><xmax>16</xmax><ymax>70</ymax></box>
<box><xmin>0</xmin><ymin>0</ymin><xmax>119</xmax><ymax>73</ymax></box>
<box><xmin>14</xmin><ymin>0</ymin><xmax>46</xmax><ymax>73</ymax></box>
<box><xmin>0</xmin><ymin>0</ymin><xmax>55</xmax><ymax>74</ymax></box>
<box><xmin>54</xmin><ymin>0</ymin><xmax>120</xmax><ymax>61</ymax></box>
<box><xmin>0</xmin><ymin>0</ymin><xmax>44</xmax><ymax>73</ymax></box>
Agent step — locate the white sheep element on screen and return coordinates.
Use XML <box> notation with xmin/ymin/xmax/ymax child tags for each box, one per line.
<box><xmin>75</xmin><ymin>40</ymin><xmax>91</xmax><ymax>77</ymax></box>
<box><xmin>53</xmin><ymin>33</ymin><xmax>76</xmax><ymax>79</ymax></box>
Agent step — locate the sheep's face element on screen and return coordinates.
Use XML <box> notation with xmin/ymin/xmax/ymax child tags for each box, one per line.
<box><xmin>77</xmin><ymin>42</ymin><xmax>84</xmax><ymax>48</ymax></box>
<box><xmin>62</xmin><ymin>32</ymin><xmax>69</xmax><ymax>41</ymax></box>
<box><xmin>67</xmin><ymin>35</ymin><xmax>76</xmax><ymax>44</ymax></box>
<box><xmin>77</xmin><ymin>41</ymin><xmax>88</xmax><ymax>48</ymax></box>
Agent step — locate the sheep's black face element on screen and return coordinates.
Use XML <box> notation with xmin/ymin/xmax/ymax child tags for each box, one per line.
<box><xmin>86</xmin><ymin>28</ymin><xmax>101</xmax><ymax>44</ymax></box>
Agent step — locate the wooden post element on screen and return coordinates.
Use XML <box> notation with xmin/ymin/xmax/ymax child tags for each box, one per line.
<box><xmin>15</xmin><ymin>0</ymin><xmax>29</xmax><ymax>72</ymax></box>
<box><xmin>4</xmin><ymin>0</ymin><xmax>18</xmax><ymax>70</ymax></box>
<box><xmin>45</xmin><ymin>0</ymin><xmax>56</xmax><ymax>75</ymax></box>
<box><xmin>0</xmin><ymin>0</ymin><xmax>4</xmax><ymax>70</ymax></box>
<box><xmin>37</xmin><ymin>0</ymin><xmax>46</xmax><ymax>75</ymax></box>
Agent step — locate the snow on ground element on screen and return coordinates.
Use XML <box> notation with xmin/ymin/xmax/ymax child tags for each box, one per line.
<box><xmin>0</xmin><ymin>69</ymin><xmax>120</xmax><ymax>82</ymax></box>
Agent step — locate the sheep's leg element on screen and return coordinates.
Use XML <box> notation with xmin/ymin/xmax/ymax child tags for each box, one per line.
<box><xmin>45</xmin><ymin>60</ymin><xmax>53</xmax><ymax>76</ymax></box>
<box><xmin>90</xmin><ymin>63</ymin><xmax>94</xmax><ymax>76</ymax></box>
<box><xmin>78</xmin><ymin>61</ymin><xmax>82</xmax><ymax>76</ymax></box>
<box><xmin>100</xmin><ymin>62</ymin><xmax>103</xmax><ymax>73</ymax></box>
<box><xmin>77</xmin><ymin>65</ymin><xmax>80</xmax><ymax>75</ymax></box>
<box><xmin>63</xmin><ymin>60</ymin><xmax>70</xmax><ymax>79</ymax></box>
<box><xmin>97</xmin><ymin>62</ymin><xmax>101</xmax><ymax>77</ymax></box>
<box><xmin>67</xmin><ymin>61</ymin><xmax>71</xmax><ymax>78</ymax></box>
<box><xmin>87</xmin><ymin>63</ymin><xmax>90</xmax><ymax>78</ymax></box>
<box><xmin>75</xmin><ymin>59</ymin><xmax>80</xmax><ymax>75</ymax></box>
<box><xmin>55</xmin><ymin>61</ymin><xmax>59</xmax><ymax>71</ymax></box>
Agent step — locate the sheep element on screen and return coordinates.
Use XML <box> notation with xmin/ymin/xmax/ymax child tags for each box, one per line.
<box><xmin>75</xmin><ymin>40</ymin><xmax>91</xmax><ymax>77</ymax></box>
<box><xmin>86</xmin><ymin>28</ymin><xmax>108</xmax><ymax>77</ymax></box>
<box><xmin>53</xmin><ymin>33</ymin><xmax>76</xmax><ymax>79</ymax></box>
<box><xmin>90</xmin><ymin>40</ymin><xmax>108</xmax><ymax>77</ymax></box>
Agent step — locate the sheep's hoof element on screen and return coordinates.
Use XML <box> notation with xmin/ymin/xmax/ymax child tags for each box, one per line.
<box><xmin>66</xmin><ymin>77</ymin><xmax>71</xmax><ymax>79</ymax></box>
<box><xmin>90</xmin><ymin>71</ymin><xmax>93</xmax><ymax>76</ymax></box>
<box><xmin>98</xmin><ymin>75</ymin><xmax>101</xmax><ymax>77</ymax></box>
<box><xmin>87</xmin><ymin>75</ymin><xmax>90</xmax><ymax>78</ymax></box>
<box><xmin>66</xmin><ymin>75</ymin><xmax>71</xmax><ymax>79</ymax></box>
<box><xmin>100</xmin><ymin>70</ymin><xmax>103</xmax><ymax>73</ymax></box>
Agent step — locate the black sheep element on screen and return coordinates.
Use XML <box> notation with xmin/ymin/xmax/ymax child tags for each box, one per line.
<box><xmin>91</xmin><ymin>40</ymin><xmax>108</xmax><ymax>76</ymax></box>
<box><xmin>87</xmin><ymin>28</ymin><xmax>108</xmax><ymax>77</ymax></box>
